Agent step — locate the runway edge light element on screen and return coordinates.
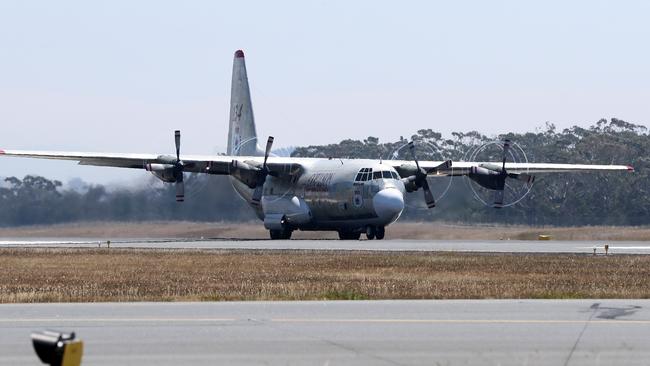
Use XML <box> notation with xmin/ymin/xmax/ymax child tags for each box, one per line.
<box><xmin>31</xmin><ymin>330</ymin><xmax>83</xmax><ymax>366</ymax></box>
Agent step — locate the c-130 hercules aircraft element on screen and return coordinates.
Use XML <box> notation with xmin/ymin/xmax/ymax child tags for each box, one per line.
<box><xmin>0</xmin><ymin>50</ymin><xmax>634</xmax><ymax>240</ymax></box>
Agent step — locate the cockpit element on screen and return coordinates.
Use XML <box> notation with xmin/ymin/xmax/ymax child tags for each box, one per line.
<box><xmin>354</xmin><ymin>168</ymin><xmax>400</xmax><ymax>182</ymax></box>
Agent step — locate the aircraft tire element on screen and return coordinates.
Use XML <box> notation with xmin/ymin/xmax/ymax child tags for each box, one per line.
<box><xmin>375</xmin><ymin>226</ymin><xmax>385</xmax><ymax>240</ymax></box>
<box><xmin>280</xmin><ymin>229</ymin><xmax>293</xmax><ymax>240</ymax></box>
<box><xmin>269</xmin><ymin>230</ymin><xmax>282</xmax><ymax>240</ymax></box>
<box><xmin>365</xmin><ymin>226</ymin><xmax>376</xmax><ymax>240</ymax></box>
<box><xmin>338</xmin><ymin>231</ymin><xmax>361</xmax><ymax>240</ymax></box>
<box><xmin>270</xmin><ymin>229</ymin><xmax>292</xmax><ymax>240</ymax></box>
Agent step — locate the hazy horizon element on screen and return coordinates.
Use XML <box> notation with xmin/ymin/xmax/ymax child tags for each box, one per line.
<box><xmin>1</xmin><ymin>1</ymin><xmax>648</xmax><ymax>183</ymax></box>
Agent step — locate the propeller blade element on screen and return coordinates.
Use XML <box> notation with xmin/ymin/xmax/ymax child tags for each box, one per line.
<box><xmin>490</xmin><ymin>139</ymin><xmax>511</xmax><ymax>208</ymax></box>
<box><xmin>176</xmin><ymin>175</ymin><xmax>184</xmax><ymax>202</ymax></box>
<box><xmin>501</xmin><ymin>139</ymin><xmax>511</xmax><ymax>173</ymax></box>
<box><xmin>251</xmin><ymin>186</ymin><xmax>263</xmax><ymax>206</ymax></box>
<box><xmin>422</xmin><ymin>179</ymin><xmax>435</xmax><ymax>208</ymax></box>
<box><xmin>250</xmin><ymin>135</ymin><xmax>275</xmax><ymax>206</ymax></box>
<box><xmin>263</xmin><ymin>136</ymin><xmax>274</xmax><ymax>168</ymax></box>
<box><xmin>175</xmin><ymin>130</ymin><xmax>181</xmax><ymax>162</ymax></box>
<box><xmin>408</xmin><ymin>141</ymin><xmax>420</xmax><ymax>170</ymax></box>
<box><xmin>493</xmin><ymin>189</ymin><xmax>504</xmax><ymax>208</ymax></box>
<box><xmin>407</xmin><ymin>141</ymin><xmax>438</xmax><ymax>207</ymax></box>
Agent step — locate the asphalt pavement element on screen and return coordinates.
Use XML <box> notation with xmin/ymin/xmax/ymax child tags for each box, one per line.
<box><xmin>2</xmin><ymin>300</ymin><xmax>650</xmax><ymax>365</ymax></box>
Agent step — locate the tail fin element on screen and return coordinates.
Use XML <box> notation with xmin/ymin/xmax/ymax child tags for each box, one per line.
<box><xmin>227</xmin><ymin>50</ymin><xmax>260</xmax><ymax>156</ymax></box>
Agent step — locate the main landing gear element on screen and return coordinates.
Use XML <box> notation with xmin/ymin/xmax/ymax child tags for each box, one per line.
<box><xmin>365</xmin><ymin>226</ymin><xmax>385</xmax><ymax>240</ymax></box>
<box><xmin>338</xmin><ymin>230</ymin><xmax>361</xmax><ymax>240</ymax></box>
<box><xmin>338</xmin><ymin>226</ymin><xmax>385</xmax><ymax>240</ymax></box>
<box><xmin>269</xmin><ymin>229</ymin><xmax>292</xmax><ymax>240</ymax></box>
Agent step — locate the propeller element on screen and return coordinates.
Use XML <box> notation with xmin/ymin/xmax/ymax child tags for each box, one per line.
<box><xmin>407</xmin><ymin>141</ymin><xmax>436</xmax><ymax>208</ymax></box>
<box><xmin>251</xmin><ymin>136</ymin><xmax>274</xmax><ymax>205</ymax></box>
<box><xmin>494</xmin><ymin>139</ymin><xmax>536</xmax><ymax>208</ymax></box>
<box><xmin>492</xmin><ymin>139</ymin><xmax>510</xmax><ymax>207</ymax></box>
<box><xmin>173</xmin><ymin>130</ymin><xmax>185</xmax><ymax>202</ymax></box>
<box><xmin>467</xmin><ymin>139</ymin><xmax>535</xmax><ymax>208</ymax></box>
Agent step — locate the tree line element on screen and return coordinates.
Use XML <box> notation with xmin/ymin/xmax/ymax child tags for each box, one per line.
<box><xmin>0</xmin><ymin>118</ymin><xmax>647</xmax><ymax>226</ymax></box>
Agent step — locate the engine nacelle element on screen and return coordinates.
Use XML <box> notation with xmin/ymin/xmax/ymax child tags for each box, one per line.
<box><xmin>229</xmin><ymin>160</ymin><xmax>262</xmax><ymax>189</ymax></box>
<box><xmin>263</xmin><ymin>213</ymin><xmax>287</xmax><ymax>231</ymax></box>
<box><xmin>399</xmin><ymin>165</ymin><xmax>426</xmax><ymax>193</ymax></box>
<box><xmin>468</xmin><ymin>166</ymin><xmax>503</xmax><ymax>190</ymax></box>
<box><xmin>402</xmin><ymin>177</ymin><xmax>419</xmax><ymax>193</ymax></box>
<box><xmin>145</xmin><ymin>163</ymin><xmax>176</xmax><ymax>183</ymax></box>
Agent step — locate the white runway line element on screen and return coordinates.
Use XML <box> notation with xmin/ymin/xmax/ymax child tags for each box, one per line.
<box><xmin>3</xmin><ymin>238</ymin><xmax>650</xmax><ymax>253</ymax></box>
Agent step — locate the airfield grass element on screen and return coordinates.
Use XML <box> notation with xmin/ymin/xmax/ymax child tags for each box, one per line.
<box><xmin>1</xmin><ymin>248</ymin><xmax>649</xmax><ymax>303</ymax></box>
<box><xmin>2</xmin><ymin>221</ymin><xmax>650</xmax><ymax>241</ymax></box>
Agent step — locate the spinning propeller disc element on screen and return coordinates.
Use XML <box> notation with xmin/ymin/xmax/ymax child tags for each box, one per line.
<box><xmin>463</xmin><ymin>140</ymin><xmax>534</xmax><ymax>208</ymax></box>
<box><xmin>387</xmin><ymin>141</ymin><xmax>455</xmax><ymax>210</ymax></box>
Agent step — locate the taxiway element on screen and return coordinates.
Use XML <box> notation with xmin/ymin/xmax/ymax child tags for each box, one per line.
<box><xmin>1</xmin><ymin>300</ymin><xmax>649</xmax><ymax>365</ymax></box>
<box><xmin>1</xmin><ymin>238</ymin><xmax>650</xmax><ymax>254</ymax></box>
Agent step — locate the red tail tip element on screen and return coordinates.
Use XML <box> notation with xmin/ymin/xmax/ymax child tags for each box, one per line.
<box><xmin>234</xmin><ymin>50</ymin><xmax>245</xmax><ymax>58</ymax></box>
<box><xmin>627</xmin><ymin>165</ymin><xmax>635</xmax><ymax>172</ymax></box>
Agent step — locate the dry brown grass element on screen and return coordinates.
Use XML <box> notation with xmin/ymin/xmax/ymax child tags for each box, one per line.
<box><xmin>1</xmin><ymin>248</ymin><xmax>649</xmax><ymax>303</ymax></box>
<box><xmin>1</xmin><ymin>221</ymin><xmax>650</xmax><ymax>240</ymax></box>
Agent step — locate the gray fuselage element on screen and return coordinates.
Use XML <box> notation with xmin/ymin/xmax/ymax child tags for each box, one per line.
<box><xmin>230</xmin><ymin>159</ymin><xmax>406</xmax><ymax>232</ymax></box>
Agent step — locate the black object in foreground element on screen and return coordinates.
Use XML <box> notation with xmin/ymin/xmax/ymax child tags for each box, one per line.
<box><xmin>31</xmin><ymin>330</ymin><xmax>83</xmax><ymax>366</ymax></box>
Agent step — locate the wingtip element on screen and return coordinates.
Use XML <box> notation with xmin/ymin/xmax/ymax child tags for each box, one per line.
<box><xmin>234</xmin><ymin>49</ymin><xmax>245</xmax><ymax>58</ymax></box>
<box><xmin>0</xmin><ymin>149</ymin><xmax>5</xmax><ymax>155</ymax></box>
<box><xmin>627</xmin><ymin>165</ymin><xmax>635</xmax><ymax>172</ymax></box>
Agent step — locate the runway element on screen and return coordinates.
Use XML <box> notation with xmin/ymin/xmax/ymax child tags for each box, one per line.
<box><xmin>2</xmin><ymin>300</ymin><xmax>650</xmax><ymax>365</ymax></box>
<box><xmin>2</xmin><ymin>238</ymin><xmax>650</xmax><ymax>254</ymax></box>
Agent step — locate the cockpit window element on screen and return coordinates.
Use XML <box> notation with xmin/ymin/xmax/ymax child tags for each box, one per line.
<box><xmin>355</xmin><ymin>168</ymin><xmax>374</xmax><ymax>182</ymax></box>
<box><xmin>356</xmin><ymin>168</ymin><xmax>402</xmax><ymax>182</ymax></box>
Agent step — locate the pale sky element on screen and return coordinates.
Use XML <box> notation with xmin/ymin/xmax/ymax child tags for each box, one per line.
<box><xmin>1</xmin><ymin>0</ymin><xmax>649</xmax><ymax>184</ymax></box>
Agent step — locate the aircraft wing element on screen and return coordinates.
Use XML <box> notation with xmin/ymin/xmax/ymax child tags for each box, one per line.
<box><xmin>1</xmin><ymin>149</ymin><xmax>633</xmax><ymax>175</ymax></box>
<box><xmin>0</xmin><ymin>149</ymin><xmax>222</xmax><ymax>173</ymax></box>
<box><xmin>440</xmin><ymin>161</ymin><xmax>633</xmax><ymax>175</ymax></box>
<box><xmin>387</xmin><ymin>159</ymin><xmax>632</xmax><ymax>208</ymax></box>
<box><xmin>0</xmin><ymin>149</ymin><xmax>304</xmax><ymax>176</ymax></box>
<box><xmin>387</xmin><ymin>160</ymin><xmax>634</xmax><ymax>176</ymax></box>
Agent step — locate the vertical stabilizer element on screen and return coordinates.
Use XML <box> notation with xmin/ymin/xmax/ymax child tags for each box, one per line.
<box><xmin>227</xmin><ymin>50</ymin><xmax>260</xmax><ymax>156</ymax></box>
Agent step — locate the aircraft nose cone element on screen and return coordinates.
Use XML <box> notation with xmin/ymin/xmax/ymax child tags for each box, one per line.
<box><xmin>373</xmin><ymin>188</ymin><xmax>404</xmax><ymax>223</ymax></box>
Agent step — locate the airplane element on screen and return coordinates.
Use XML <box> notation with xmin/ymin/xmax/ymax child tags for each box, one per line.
<box><xmin>0</xmin><ymin>50</ymin><xmax>634</xmax><ymax>240</ymax></box>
